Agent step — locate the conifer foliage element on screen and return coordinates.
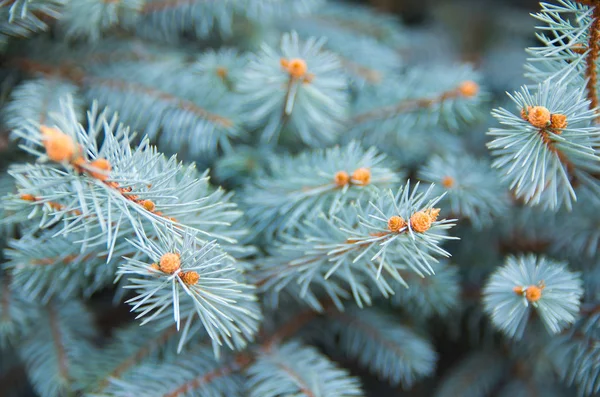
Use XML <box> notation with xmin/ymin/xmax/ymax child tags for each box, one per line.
<box><xmin>0</xmin><ymin>0</ymin><xmax>598</xmax><ymax>396</ymax></box>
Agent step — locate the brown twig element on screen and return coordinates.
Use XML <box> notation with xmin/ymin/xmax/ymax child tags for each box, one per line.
<box><xmin>162</xmin><ymin>357</ymin><xmax>246</xmax><ymax>397</ymax></box>
<box><xmin>1</xmin><ymin>275</ymin><xmax>11</xmax><ymax>324</ymax></box>
<box><xmin>10</xmin><ymin>59</ymin><xmax>234</xmax><ymax>129</ymax></box>
<box><xmin>352</xmin><ymin>85</ymin><xmax>467</xmax><ymax>124</ymax></box>
<box><xmin>48</xmin><ymin>304</ymin><xmax>71</xmax><ymax>387</ymax></box>
<box><xmin>95</xmin><ymin>324</ymin><xmax>180</xmax><ymax>391</ymax></box>
<box><xmin>539</xmin><ymin>128</ymin><xmax>580</xmax><ymax>187</ymax></box>
<box><xmin>87</xmin><ymin>78</ymin><xmax>233</xmax><ymax>128</ymax></box>
<box><xmin>585</xmin><ymin>4</ymin><xmax>600</xmax><ymax>121</ymax></box>
<box><xmin>141</xmin><ymin>0</ymin><xmax>197</xmax><ymax>13</ymax></box>
<box><xmin>161</xmin><ymin>303</ymin><xmax>329</xmax><ymax>397</ymax></box>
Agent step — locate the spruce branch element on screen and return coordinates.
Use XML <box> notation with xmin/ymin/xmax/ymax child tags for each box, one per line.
<box><xmin>527</xmin><ymin>1</ymin><xmax>600</xmax><ymax>121</ymax></box>
<box><xmin>136</xmin><ymin>0</ymin><xmax>323</xmax><ymax>42</ymax></box>
<box><xmin>245</xmin><ymin>340</ymin><xmax>363</xmax><ymax>397</ymax></box>
<box><xmin>352</xmin><ymin>79</ymin><xmax>479</xmax><ymax>124</ymax></box>
<box><xmin>118</xmin><ymin>227</ymin><xmax>262</xmax><ymax>355</ymax></box>
<box><xmin>274</xmin><ymin>2</ymin><xmax>404</xmax><ymax>84</ymax></box>
<box><xmin>417</xmin><ymin>153</ymin><xmax>510</xmax><ymax>229</ymax></box>
<box><xmin>8</xmin><ymin>53</ymin><xmax>241</xmax><ymax>158</ymax></box>
<box><xmin>483</xmin><ymin>254</ymin><xmax>583</xmax><ymax>339</ymax></box>
<box><xmin>2</xmin><ymin>78</ymin><xmax>82</xmax><ymax>134</ymax></box>
<box><xmin>96</xmin><ymin>344</ymin><xmax>247</xmax><ymax>397</ymax></box>
<box><xmin>59</xmin><ymin>0</ymin><xmax>142</xmax><ymax>41</ymax></box>
<box><xmin>255</xmin><ymin>182</ymin><xmax>455</xmax><ymax>310</ymax></box>
<box><xmin>18</xmin><ymin>300</ymin><xmax>98</xmax><ymax>397</ymax></box>
<box><xmin>546</xmin><ymin>310</ymin><xmax>600</xmax><ymax>396</ymax></box>
<box><xmin>0</xmin><ymin>273</ymin><xmax>37</xmax><ymax>347</ymax></box>
<box><xmin>325</xmin><ymin>307</ymin><xmax>437</xmax><ymax>388</ymax></box>
<box><xmin>347</xmin><ymin>64</ymin><xmax>483</xmax><ymax>145</ymax></box>
<box><xmin>238</xmin><ymin>31</ymin><xmax>349</xmax><ymax>146</ymax></box>
<box><xmin>80</xmin><ymin>322</ymin><xmax>201</xmax><ymax>394</ymax></box>
<box><xmin>488</xmin><ymin>81</ymin><xmax>600</xmax><ymax>210</ymax></box>
<box><xmin>4</xmin><ymin>228</ymin><xmax>135</xmax><ymax>302</ymax></box>
<box><xmin>0</xmin><ymin>0</ymin><xmax>64</xmax><ymax>44</ymax></box>
<box><xmin>6</xmin><ymin>97</ymin><xmax>248</xmax><ymax>256</ymax></box>
<box><xmin>388</xmin><ymin>260</ymin><xmax>460</xmax><ymax>318</ymax></box>
<box><xmin>240</xmin><ymin>141</ymin><xmax>402</xmax><ymax>242</ymax></box>
<box><xmin>433</xmin><ymin>350</ymin><xmax>508</xmax><ymax>397</ymax></box>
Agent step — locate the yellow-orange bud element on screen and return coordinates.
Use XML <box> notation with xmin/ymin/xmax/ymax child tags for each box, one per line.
<box><xmin>442</xmin><ymin>176</ymin><xmax>455</xmax><ymax>188</ymax></box>
<box><xmin>216</xmin><ymin>67</ymin><xmax>228</xmax><ymax>79</ymax></box>
<box><xmin>550</xmin><ymin>114</ymin><xmax>567</xmax><ymax>131</ymax></box>
<box><xmin>40</xmin><ymin>125</ymin><xmax>77</xmax><ymax>163</ymax></box>
<box><xmin>159</xmin><ymin>253</ymin><xmax>180</xmax><ymax>274</ymax></box>
<box><xmin>334</xmin><ymin>171</ymin><xmax>350</xmax><ymax>187</ymax></box>
<box><xmin>180</xmin><ymin>271</ymin><xmax>200</xmax><ymax>286</ymax></box>
<box><xmin>410</xmin><ymin>211</ymin><xmax>433</xmax><ymax>233</ymax></box>
<box><xmin>513</xmin><ymin>284</ymin><xmax>544</xmax><ymax>302</ymax></box>
<box><xmin>520</xmin><ymin>106</ymin><xmax>532</xmax><ymax>121</ymax></box>
<box><xmin>425</xmin><ymin>208</ymin><xmax>441</xmax><ymax>222</ymax></box>
<box><xmin>285</xmin><ymin>58</ymin><xmax>308</xmax><ymax>78</ymax></box>
<box><xmin>513</xmin><ymin>286</ymin><xmax>524</xmax><ymax>295</ymax></box>
<box><xmin>458</xmin><ymin>80</ymin><xmax>479</xmax><ymax>97</ymax></box>
<box><xmin>525</xmin><ymin>285</ymin><xmax>543</xmax><ymax>302</ymax></box>
<box><xmin>527</xmin><ymin>106</ymin><xmax>551</xmax><ymax>128</ymax></box>
<box><xmin>142</xmin><ymin>200</ymin><xmax>156</xmax><ymax>212</ymax></box>
<box><xmin>351</xmin><ymin>168</ymin><xmax>371</xmax><ymax>186</ymax></box>
<box><xmin>387</xmin><ymin>216</ymin><xmax>406</xmax><ymax>232</ymax></box>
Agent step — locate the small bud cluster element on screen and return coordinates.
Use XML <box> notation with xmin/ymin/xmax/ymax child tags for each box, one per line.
<box><xmin>280</xmin><ymin>57</ymin><xmax>314</xmax><ymax>83</ymax></box>
<box><xmin>38</xmin><ymin>125</ymin><xmax>175</xmax><ymax>221</ymax></box>
<box><xmin>386</xmin><ymin>208</ymin><xmax>441</xmax><ymax>234</ymax></box>
<box><xmin>513</xmin><ymin>281</ymin><xmax>545</xmax><ymax>303</ymax></box>
<box><xmin>150</xmin><ymin>253</ymin><xmax>199</xmax><ymax>286</ymax></box>
<box><xmin>520</xmin><ymin>106</ymin><xmax>567</xmax><ymax>133</ymax></box>
<box><xmin>333</xmin><ymin>168</ymin><xmax>372</xmax><ymax>187</ymax></box>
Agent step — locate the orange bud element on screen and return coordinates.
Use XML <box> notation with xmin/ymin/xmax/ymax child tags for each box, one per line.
<box><xmin>425</xmin><ymin>208</ymin><xmax>441</xmax><ymax>222</ymax></box>
<box><xmin>216</xmin><ymin>67</ymin><xmax>228</xmax><ymax>79</ymax></box>
<box><xmin>286</xmin><ymin>58</ymin><xmax>308</xmax><ymax>78</ymax></box>
<box><xmin>351</xmin><ymin>168</ymin><xmax>371</xmax><ymax>186</ymax></box>
<box><xmin>520</xmin><ymin>106</ymin><xmax>532</xmax><ymax>121</ymax></box>
<box><xmin>458</xmin><ymin>80</ymin><xmax>479</xmax><ymax>97</ymax></box>
<box><xmin>387</xmin><ymin>215</ymin><xmax>406</xmax><ymax>232</ymax></box>
<box><xmin>159</xmin><ymin>253</ymin><xmax>180</xmax><ymax>274</ymax></box>
<box><xmin>180</xmin><ymin>271</ymin><xmax>200</xmax><ymax>286</ymax></box>
<box><xmin>40</xmin><ymin>125</ymin><xmax>77</xmax><ymax>163</ymax></box>
<box><xmin>513</xmin><ymin>286</ymin><xmax>524</xmax><ymax>295</ymax></box>
<box><xmin>525</xmin><ymin>285</ymin><xmax>543</xmax><ymax>302</ymax></box>
<box><xmin>410</xmin><ymin>211</ymin><xmax>433</xmax><ymax>233</ymax></box>
<box><xmin>550</xmin><ymin>114</ymin><xmax>567</xmax><ymax>131</ymax></box>
<box><xmin>142</xmin><ymin>200</ymin><xmax>156</xmax><ymax>212</ymax></box>
<box><xmin>442</xmin><ymin>176</ymin><xmax>455</xmax><ymax>188</ymax></box>
<box><xmin>527</xmin><ymin>106</ymin><xmax>551</xmax><ymax>128</ymax></box>
<box><xmin>334</xmin><ymin>171</ymin><xmax>350</xmax><ymax>187</ymax></box>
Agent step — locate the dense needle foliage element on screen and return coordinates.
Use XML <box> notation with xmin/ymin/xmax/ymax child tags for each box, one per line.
<box><xmin>0</xmin><ymin>0</ymin><xmax>599</xmax><ymax>396</ymax></box>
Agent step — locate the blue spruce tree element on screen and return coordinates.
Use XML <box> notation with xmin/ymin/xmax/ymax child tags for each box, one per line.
<box><xmin>0</xmin><ymin>0</ymin><xmax>598</xmax><ymax>396</ymax></box>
